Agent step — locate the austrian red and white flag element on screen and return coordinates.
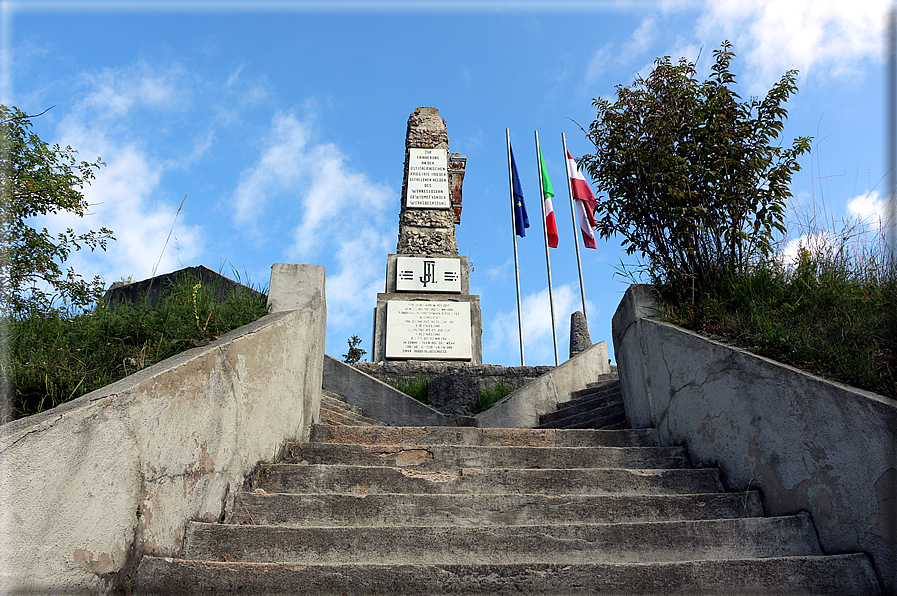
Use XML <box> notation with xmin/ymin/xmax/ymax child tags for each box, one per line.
<box><xmin>566</xmin><ymin>150</ymin><xmax>599</xmax><ymax>249</ymax></box>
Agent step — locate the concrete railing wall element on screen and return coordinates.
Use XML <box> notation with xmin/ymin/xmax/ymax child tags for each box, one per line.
<box><xmin>476</xmin><ymin>341</ymin><xmax>611</xmax><ymax>428</ymax></box>
<box><xmin>323</xmin><ymin>355</ymin><xmax>448</xmax><ymax>427</ymax></box>
<box><xmin>613</xmin><ymin>284</ymin><xmax>897</xmax><ymax>594</ymax></box>
<box><xmin>0</xmin><ymin>263</ymin><xmax>326</xmax><ymax>595</ymax></box>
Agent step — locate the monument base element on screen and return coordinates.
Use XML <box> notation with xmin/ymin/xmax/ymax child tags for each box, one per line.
<box><xmin>372</xmin><ymin>293</ymin><xmax>482</xmax><ymax>364</ymax></box>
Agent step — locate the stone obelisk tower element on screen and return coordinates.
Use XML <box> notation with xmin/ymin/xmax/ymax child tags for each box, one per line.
<box><xmin>371</xmin><ymin>107</ymin><xmax>482</xmax><ymax>363</ymax></box>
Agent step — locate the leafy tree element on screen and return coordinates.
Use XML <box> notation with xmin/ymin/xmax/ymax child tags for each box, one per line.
<box><xmin>0</xmin><ymin>105</ymin><xmax>113</xmax><ymax>315</ymax></box>
<box><xmin>579</xmin><ymin>42</ymin><xmax>811</xmax><ymax>300</ymax></box>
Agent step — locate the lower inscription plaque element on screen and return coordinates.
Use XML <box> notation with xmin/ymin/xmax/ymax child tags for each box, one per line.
<box><xmin>385</xmin><ymin>301</ymin><xmax>472</xmax><ymax>360</ymax></box>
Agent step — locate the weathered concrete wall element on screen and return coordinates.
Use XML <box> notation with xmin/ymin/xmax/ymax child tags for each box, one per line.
<box><xmin>323</xmin><ymin>355</ymin><xmax>448</xmax><ymax>427</ymax></box>
<box><xmin>613</xmin><ymin>284</ymin><xmax>897</xmax><ymax>594</ymax></box>
<box><xmin>0</xmin><ymin>264</ymin><xmax>326</xmax><ymax>595</ymax></box>
<box><xmin>475</xmin><ymin>341</ymin><xmax>611</xmax><ymax>428</ymax></box>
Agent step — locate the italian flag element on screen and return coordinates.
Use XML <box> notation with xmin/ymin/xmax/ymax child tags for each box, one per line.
<box><xmin>539</xmin><ymin>147</ymin><xmax>559</xmax><ymax>248</ymax></box>
<box><xmin>565</xmin><ymin>150</ymin><xmax>599</xmax><ymax>249</ymax></box>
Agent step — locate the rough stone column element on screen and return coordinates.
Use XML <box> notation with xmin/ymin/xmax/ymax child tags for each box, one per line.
<box><xmin>396</xmin><ymin>107</ymin><xmax>458</xmax><ymax>256</ymax></box>
<box><xmin>569</xmin><ymin>310</ymin><xmax>592</xmax><ymax>358</ymax></box>
<box><xmin>371</xmin><ymin>107</ymin><xmax>480</xmax><ymax>364</ymax></box>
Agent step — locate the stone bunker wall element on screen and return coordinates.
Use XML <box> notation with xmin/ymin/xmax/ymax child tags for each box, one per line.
<box><xmin>613</xmin><ymin>284</ymin><xmax>897</xmax><ymax>595</ymax></box>
<box><xmin>0</xmin><ymin>263</ymin><xmax>326</xmax><ymax>595</ymax></box>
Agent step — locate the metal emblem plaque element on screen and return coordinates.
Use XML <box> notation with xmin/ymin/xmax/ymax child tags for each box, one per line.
<box><xmin>396</xmin><ymin>257</ymin><xmax>462</xmax><ymax>293</ymax></box>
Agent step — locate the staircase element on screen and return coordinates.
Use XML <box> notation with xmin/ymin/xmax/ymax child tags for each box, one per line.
<box><xmin>135</xmin><ymin>395</ymin><xmax>881</xmax><ymax>595</ymax></box>
<box><xmin>319</xmin><ymin>389</ymin><xmax>385</xmax><ymax>427</ymax></box>
<box><xmin>537</xmin><ymin>378</ymin><xmax>626</xmax><ymax>430</ymax></box>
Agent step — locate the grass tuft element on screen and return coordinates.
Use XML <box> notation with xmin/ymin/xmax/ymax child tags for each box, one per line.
<box><xmin>387</xmin><ymin>375</ymin><xmax>430</xmax><ymax>404</ymax></box>
<box><xmin>472</xmin><ymin>380</ymin><xmax>516</xmax><ymax>414</ymax></box>
<box><xmin>661</xmin><ymin>214</ymin><xmax>896</xmax><ymax>399</ymax></box>
<box><xmin>3</xmin><ymin>271</ymin><xmax>269</xmax><ymax>421</ymax></box>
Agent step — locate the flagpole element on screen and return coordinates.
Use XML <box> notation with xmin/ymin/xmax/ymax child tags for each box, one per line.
<box><xmin>562</xmin><ymin>132</ymin><xmax>589</xmax><ymax>326</ymax></box>
<box><xmin>506</xmin><ymin>129</ymin><xmax>525</xmax><ymax>366</ymax></box>
<box><xmin>535</xmin><ymin>131</ymin><xmax>559</xmax><ymax>366</ymax></box>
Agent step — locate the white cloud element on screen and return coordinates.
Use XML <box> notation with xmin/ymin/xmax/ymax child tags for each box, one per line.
<box><xmin>585</xmin><ymin>45</ymin><xmax>613</xmax><ymax>84</ymax></box>
<box><xmin>779</xmin><ymin>189</ymin><xmax>894</xmax><ymax>267</ymax></box>
<box><xmin>778</xmin><ymin>232</ymin><xmax>835</xmax><ymax>267</ymax></box>
<box><xmin>289</xmin><ymin>143</ymin><xmax>394</xmax><ymax>257</ymax></box>
<box><xmin>696</xmin><ymin>0</ymin><xmax>889</xmax><ymax>91</ymax></box>
<box><xmin>628</xmin><ymin>15</ymin><xmax>659</xmax><ymax>57</ymax></box>
<box><xmin>457</xmin><ymin>65</ymin><xmax>473</xmax><ymax>87</ymax></box>
<box><xmin>585</xmin><ymin>15</ymin><xmax>659</xmax><ymax>84</ymax></box>
<box><xmin>76</xmin><ymin>61</ymin><xmax>189</xmax><ymax>121</ymax></box>
<box><xmin>43</xmin><ymin>129</ymin><xmax>203</xmax><ymax>283</ymax></box>
<box><xmin>847</xmin><ymin>190</ymin><xmax>890</xmax><ymax>231</ymax></box>
<box><xmin>324</xmin><ymin>227</ymin><xmax>392</xmax><ymax>330</ymax></box>
<box><xmin>230</xmin><ymin>110</ymin><xmax>396</xmax><ymax>338</ymax></box>
<box><xmin>232</xmin><ymin>112</ymin><xmax>313</xmax><ymax>225</ymax></box>
<box><xmin>34</xmin><ymin>64</ymin><xmax>204</xmax><ymax>285</ymax></box>
<box><xmin>487</xmin><ymin>284</ymin><xmax>587</xmax><ymax>365</ymax></box>
<box><xmin>485</xmin><ymin>257</ymin><xmax>513</xmax><ymax>281</ymax></box>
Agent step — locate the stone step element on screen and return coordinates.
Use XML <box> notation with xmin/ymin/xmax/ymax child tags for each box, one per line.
<box><xmin>226</xmin><ymin>491</ymin><xmax>764</xmax><ymax>527</ymax></box>
<box><xmin>252</xmin><ymin>463</ymin><xmax>725</xmax><ymax>496</ymax></box>
<box><xmin>584</xmin><ymin>371</ymin><xmax>620</xmax><ymax>386</ymax></box>
<box><xmin>320</xmin><ymin>405</ymin><xmax>372</xmax><ymax>427</ymax></box>
<box><xmin>181</xmin><ymin>514</ymin><xmax>822</xmax><ymax>565</ymax></box>
<box><xmin>539</xmin><ymin>397</ymin><xmax>623</xmax><ymax>425</ymax></box>
<box><xmin>319</xmin><ymin>401</ymin><xmax>384</xmax><ymax>427</ymax></box>
<box><xmin>536</xmin><ymin>406</ymin><xmax>627</xmax><ymax>430</ymax></box>
<box><xmin>320</xmin><ymin>397</ymin><xmax>365</xmax><ymax>419</ymax></box>
<box><xmin>321</xmin><ymin>390</ymin><xmax>361</xmax><ymax>411</ymax></box>
<box><xmin>570</xmin><ymin>379</ymin><xmax>621</xmax><ymax>401</ymax></box>
<box><xmin>555</xmin><ymin>416</ymin><xmax>629</xmax><ymax>430</ymax></box>
<box><xmin>309</xmin><ymin>424</ymin><xmax>658</xmax><ymax>448</ymax></box>
<box><xmin>134</xmin><ymin>554</ymin><xmax>883</xmax><ymax>596</ymax></box>
<box><xmin>284</xmin><ymin>442</ymin><xmax>690</xmax><ymax>470</ymax></box>
<box><xmin>565</xmin><ymin>387</ymin><xmax>621</xmax><ymax>406</ymax></box>
<box><xmin>541</xmin><ymin>394</ymin><xmax>622</xmax><ymax>423</ymax></box>
<box><xmin>320</xmin><ymin>391</ymin><xmax>385</xmax><ymax>425</ymax></box>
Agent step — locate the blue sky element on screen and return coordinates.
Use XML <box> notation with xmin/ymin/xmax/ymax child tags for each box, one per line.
<box><xmin>2</xmin><ymin>0</ymin><xmax>892</xmax><ymax>366</ymax></box>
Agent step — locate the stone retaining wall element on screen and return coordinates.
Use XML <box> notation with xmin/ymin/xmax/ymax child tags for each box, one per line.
<box><xmin>354</xmin><ymin>360</ymin><xmax>553</xmax><ymax>391</ymax></box>
<box><xmin>612</xmin><ymin>284</ymin><xmax>896</xmax><ymax>595</ymax></box>
<box><xmin>353</xmin><ymin>361</ymin><xmax>555</xmax><ymax>418</ymax></box>
<box><xmin>0</xmin><ymin>264</ymin><xmax>326</xmax><ymax>594</ymax></box>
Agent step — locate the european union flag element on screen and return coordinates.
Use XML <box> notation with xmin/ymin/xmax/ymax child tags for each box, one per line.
<box><xmin>510</xmin><ymin>145</ymin><xmax>530</xmax><ymax>237</ymax></box>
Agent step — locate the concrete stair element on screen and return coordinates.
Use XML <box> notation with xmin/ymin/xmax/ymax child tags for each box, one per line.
<box><xmin>320</xmin><ymin>389</ymin><xmax>385</xmax><ymax>427</ymax></box>
<box><xmin>135</xmin><ymin>424</ymin><xmax>881</xmax><ymax>595</ymax></box>
<box><xmin>537</xmin><ymin>378</ymin><xmax>627</xmax><ymax>430</ymax></box>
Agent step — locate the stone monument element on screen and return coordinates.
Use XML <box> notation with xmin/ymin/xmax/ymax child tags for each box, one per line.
<box><xmin>371</xmin><ymin>107</ymin><xmax>482</xmax><ymax>363</ymax></box>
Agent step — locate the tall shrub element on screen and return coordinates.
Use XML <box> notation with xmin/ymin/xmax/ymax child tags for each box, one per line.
<box><xmin>579</xmin><ymin>42</ymin><xmax>811</xmax><ymax>300</ymax></box>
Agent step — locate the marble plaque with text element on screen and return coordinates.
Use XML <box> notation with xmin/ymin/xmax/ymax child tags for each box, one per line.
<box><xmin>405</xmin><ymin>148</ymin><xmax>450</xmax><ymax>209</ymax></box>
<box><xmin>396</xmin><ymin>257</ymin><xmax>461</xmax><ymax>293</ymax></box>
<box><xmin>385</xmin><ymin>301</ymin><xmax>471</xmax><ymax>359</ymax></box>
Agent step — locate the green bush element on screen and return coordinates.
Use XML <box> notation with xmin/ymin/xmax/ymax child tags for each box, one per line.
<box><xmin>2</xmin><ymin>272</ymin><xmax>269</xmax><ymax>421</ymax></box>
<box><xmin>580</xmin><ymin>42</ymin><xmax>810</xmax><ymax>301</ymax></box>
